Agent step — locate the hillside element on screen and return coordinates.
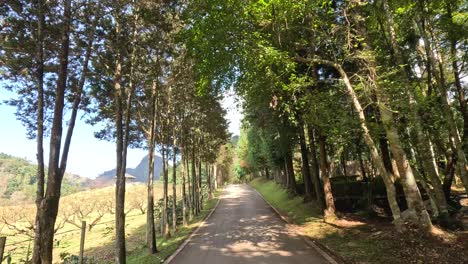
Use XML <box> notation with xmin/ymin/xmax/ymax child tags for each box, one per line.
<box><xmin>0</xmin><ymin>153</ymin><xmax>91</xmax><ymax>202</ymax></box>
<box><xmin>94</xmin><ymin>154</ymin><xmax>163</xmax><ymax>187</ymax></box>
<box><xmin>0</xmin><ymin>153</ymin><xmax>165</xmax><ymax>200</ymax></box>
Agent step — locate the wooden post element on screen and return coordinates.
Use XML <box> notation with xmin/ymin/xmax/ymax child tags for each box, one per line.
<box><xmin>0</xmin><ymin>237</ymin><xmax>6</xmax><ymax>263</ymax></box>
<box><xmin>79</xmin><ymin>221</ymin><xmax>86</xmax><ymax>264</ymax></box>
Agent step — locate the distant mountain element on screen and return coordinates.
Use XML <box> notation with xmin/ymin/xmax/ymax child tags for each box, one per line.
<box><xmin>94</xmin><ymin>155</ymin><xmax>163</xmax><ymax>187</ymax></box>
<box><xmin>0</xmin><ymin>153</ymin><xmax>91</xmax><ymax>202</ymax></box>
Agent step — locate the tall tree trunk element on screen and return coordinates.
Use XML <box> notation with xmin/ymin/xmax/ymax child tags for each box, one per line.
<box><xmin>146</xmin><ymin>143</ymin><xmax>157</xmax><ymax>253</ymax></box>
<box><xmin>162</xmin><ymin>147</ymin><xmax>171</xmax><ymax>238</ymax></box>
<box><xmin>32</xmin><ymin>0</ymin><xmax>46</xmax><ymax>261</ymax></box>
<box><xmin>198</xmin><ymin>160</ymin><xmax>203</xmax><ymax>211</ymax></box>
<box><xmin>187</xmin><ymin>155</ymin><xmax>193</xmax><ymax>221</ymax></box>
<box><xmin>214</xmin><ymin>164</ymin><xmax>218</xmax><ymax>190</ymax></box>
<box><xmin>59</xmin><ymin>5</ymin><xmax>96</xmax><ymax>178</ymax></box>
<box><xmin>318</xmin><ymin>134</ymin><xmax>337</xmax><ymax>221</ymax></box>
<box><xmin>296</xmin><ymin>57</ymin><xmax>404</xmax><ymax>228</ymax></box>
<box><xmin>450</xmin><ymin>41</ymin><xmax>468</xmax><ymax>153</ymax></box>
<box><xmin>379</xmin><ymin>136</ymin><xmax>394</xmax><ymax>175</ymax></box>
<box><xmin>283</xmin><ymin>160</ymin><xmax>289</xmax><ymax>187</ymax></box>
<box><xmin>358</xmin><ymin>144</ymin><xmax>368</xmax><ymax>181</ymax></box>
<box><xmin>415</xmin><ymin>138</ymin><xmax>448</xmax><ymax>216</ymax></box>
<box><xmin>191</xmin><ymin>149</ymin><xmax>198</xmax><ymax>215</ymax></box>
<box><xmin>346</xmin><ymin>6</ymin><xmax>431</xmax><ymax>228</ymax></box>
<box><xmin>285</xmin><ymin>152</ymin><xmax>297</xmax><ymax>193</ymax></box>
<box><xmin>307</xmin><ymin>126</ymin><xmax>325</xmax><ymax>209</ymax></box>
<box><xmin>381</xmin><ymin>0</ymin><xmax>448</xmax><ymax>217</ymax></box>
<box><xmin>414</xmin><ymin>170</ymin><xmax>440</xmax><ymax>217</ymax></box>
<box><xmin>298</xmin><ymin>121</ymin><xmax>313</xmax><ymax>201</ymax></box>
<box><xmin>172</xmin><ymin>143</ymin><xmax>177</xmax><ymax>233</ymax></box>
<box><xmin>443</xmin><ymin>152</ymin><xmax>456</xmax><ymax>200</ymax></box>
<box><xmin>416</xmin><ymin>13</ymin><xmax>468</xmax><ymax>195</ymax></box>
<box><xmin>34</xmin><ymin>1</ymin><xmax>72</xmax><ymax>262</ymax></box>
<box><xmin>115</xmin><ymin>5</ymin><xmax>139</xmax><ymax>261</ymax></box>
<box><xmin>208</xmin><ymin>163</ymin><xmax>213</xmax><ymax>199</ymax></box>
<box><xmin>113</xmin><ymin>39</ymin><xmax>126</xmax><ymax>264</ymax></box>
<box><xmin>161</xmin><ymin>147</ymin><xmax>166</xmax><ymax>236</ymax></box>
<box><xmin>370</xmin><ymin>61</ymin><xmax>432</xmax><ymax>230</ymax></box>
<box><xmin>145</xmin><ymin>81</ymin><xmax>158</xmax><ymax>254</ymax></box>
<box><xmin>446</xmin><ymin>3</ymin><xmax>467</xmax><ymax>153</ymax></box>
<box><xmin>182</xmin><ymin>154</ymin><xmax>187</xmax><ymax>226</ymax></box>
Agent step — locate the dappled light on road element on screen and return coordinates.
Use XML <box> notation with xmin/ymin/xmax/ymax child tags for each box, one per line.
<box><xmin>170</xmin><ymin>184</ymin><xmax>328</xmax><ymax>264</ymax></box>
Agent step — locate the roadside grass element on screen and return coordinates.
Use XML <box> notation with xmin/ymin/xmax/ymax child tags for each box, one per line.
<box><xmin>125</xmin><ymin>191</ymin><xmax>220</xmax><ymax>264</ymax></box>
<box><xmin>250</xmin><ymin>178</ymin><xmax>322</xmax><ymax>224</ymax></box>
<box><xmin>250</xmin><ymin>178</ymin><xmax>467</xmax><ymax>264</ymax></box>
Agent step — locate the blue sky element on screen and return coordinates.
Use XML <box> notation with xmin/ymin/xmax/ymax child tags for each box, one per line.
<box><xmin>0</xmin><ymin>89</ymin><xmax>241</xmax><ymax>179</ymax></box>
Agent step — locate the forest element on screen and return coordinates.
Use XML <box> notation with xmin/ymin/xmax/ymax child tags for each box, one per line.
<box><xmin>0</xmin><ymin>0</ymin><xmax>467</xmax><ymax>263</ymax></box>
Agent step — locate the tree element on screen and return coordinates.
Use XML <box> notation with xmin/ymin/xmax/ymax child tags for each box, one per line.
<box><xmin>182</xmin><ymin>0</ymin><xmax>468</xmax><ymax>231</ymax></box>
<box><xmin>88</xmin><ymin>1</ymin><xmax>141</xmax><ymax>262</ymax></box>
<box><xmin>1</xmin><ymin>0</ymin><xmax>98</xmax><ymax>262</ymax></box>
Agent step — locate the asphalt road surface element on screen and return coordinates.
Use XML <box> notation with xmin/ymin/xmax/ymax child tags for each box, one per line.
<box><xmin>170</xmin><ymin>184</ymin><xmax>330</xmax><ymax>264</ymax></box>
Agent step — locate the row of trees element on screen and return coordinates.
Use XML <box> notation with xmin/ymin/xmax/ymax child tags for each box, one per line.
<box><xmin>2</xmin><ymin>0</ymin><xmax>466</xmax><ymax>262</ymax></box>
<box><xmin>1</xmin><ymin>0</ymin><xmax>229</xmax><ymax>263</ymax></box>
<box><xmin>184</xmin><ymin>0</ymin><xmax>467</xmax><ymax>232</ymax></box>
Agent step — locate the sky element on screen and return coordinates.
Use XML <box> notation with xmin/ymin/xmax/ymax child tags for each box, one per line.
<box><xmin>0</xmin><ymin>89</ymin><xmax>242</xmax><ymax>179</ymax></box>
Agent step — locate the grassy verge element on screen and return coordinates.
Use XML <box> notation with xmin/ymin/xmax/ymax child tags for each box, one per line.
<box><xmin>250</xmin><ymin>178</ymin><xmax>467</xmax><ymax>264</ymax></box>
<box><xmin>125</xmin><ymin>191</ymin><xmax>221</xmax><ymax>264</ymax></box>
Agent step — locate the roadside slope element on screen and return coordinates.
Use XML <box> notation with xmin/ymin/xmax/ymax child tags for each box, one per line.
<box><xmin>250</xmin><ymin>178</ymin><xmax>467</xmax><ymax>264</ymax></box>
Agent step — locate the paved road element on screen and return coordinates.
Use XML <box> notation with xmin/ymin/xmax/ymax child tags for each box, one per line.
<box><xmin>170</xmin><ymin>184</ymin><xmax>330</xmax><ymax>264</ymax></box>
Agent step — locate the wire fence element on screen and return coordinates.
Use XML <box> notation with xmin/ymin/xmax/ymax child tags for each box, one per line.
<box><xmin>0</xmin><ymin>193</ymin><xmax>206</xmax><ymax>263</ymax></box>
<box><xmin>2</xmin><ymin>211</ymin><xmax>152</xmax><ymax>263</ymax></box>
<box><xmin>4</xmin><ymin>212</ymin><xmax>146</xmax><ymax>246</ymax></box>
<box><xmin>0</xmin><ymin>182</ymin><xmax>212</xmax><ymax>264</ymax></box>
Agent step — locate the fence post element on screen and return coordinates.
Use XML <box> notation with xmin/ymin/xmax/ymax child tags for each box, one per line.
<box><xmin>79</xmin><ymin>221</ymin><xmax>86</xmax><ymax>264</ymax></box>
<box><xmin>0</xmin><ymin>237</ymin><xmax>6</xmax><ymax>263</ymax></box>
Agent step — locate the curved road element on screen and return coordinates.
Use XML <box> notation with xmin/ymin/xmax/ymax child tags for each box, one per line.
<box><xmin>170</xmin><ymin>184</ymin><xmax>330</xmax><ymax>264</ymax></box>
